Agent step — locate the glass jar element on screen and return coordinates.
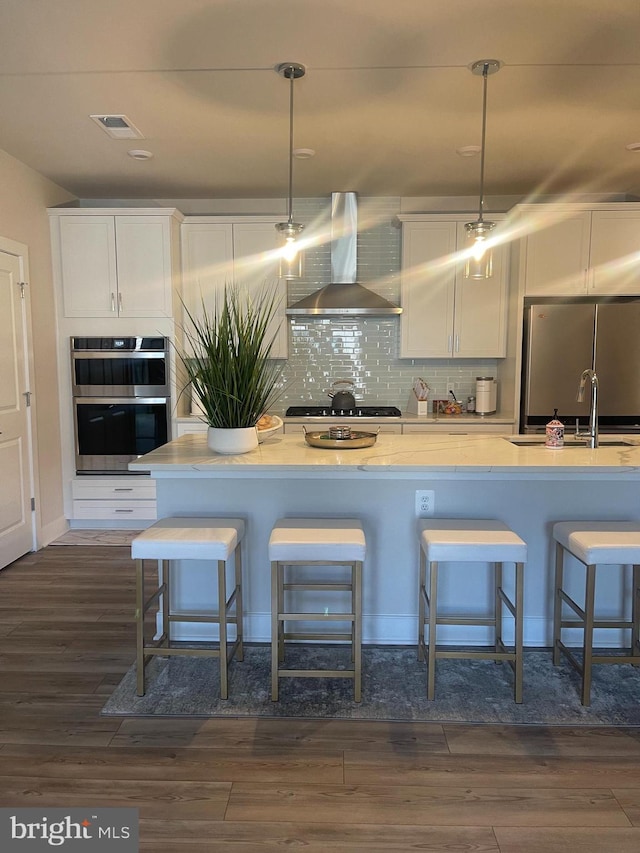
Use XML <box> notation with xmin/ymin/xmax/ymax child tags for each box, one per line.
<box><xmin>467</xmin><ymin>395</ymin><xmax>476</xmax><ymax>413</ymax></box>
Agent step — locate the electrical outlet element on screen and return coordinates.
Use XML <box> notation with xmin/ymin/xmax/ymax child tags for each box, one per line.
<box><xmin>415</xmin><ymin>489</ymin><xmax>435</xmax><ymax>516</ymax></box>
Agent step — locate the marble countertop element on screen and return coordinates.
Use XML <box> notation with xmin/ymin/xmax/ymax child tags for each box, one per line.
<box><xmin>130</xmin><ymin>432</ymin><xmax>640</xmax><ymax>477</ymax></box>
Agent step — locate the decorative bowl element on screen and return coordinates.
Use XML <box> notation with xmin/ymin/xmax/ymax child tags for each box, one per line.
<box><xmin>257</xmin><ymin>414</ymin><xmax>283</xmax><ymax>443</ymax></box>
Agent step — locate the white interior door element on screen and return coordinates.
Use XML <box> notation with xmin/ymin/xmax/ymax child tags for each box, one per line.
<box><xmin>0</xmin><ymin>250</ymin><xmax>33</xmax><ymax>568</ymax></box>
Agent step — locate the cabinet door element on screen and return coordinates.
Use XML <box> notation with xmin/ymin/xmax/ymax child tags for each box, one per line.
<box><xmin>523</xmin><ymin>212</ymin><xmax>590</xmax><ymax>295</ymax></box>
<box><xmin>233</xmin><ymin>222</ymin><xmax>288</xmax><ymax>359</ymax></box>
<box><xmin>400</xmin><ymin>222</ymin><xmax>456</xmax><ymax>358</ymax></box>
<box><xmin>59</xmin><ymin>216</ymin><xmax>117</xmax><ymax>317</ymax></box>
<box><xmin>181</xmin><ymin>222</ymin><xmax>233</xmax><ymax>328</ymax></box>
<box><xmin>589</xmin><ymin>210</ymin><xmax>640</xmax><ymax>295</ymax></box>
<box><xmin>115</xmin><ymin>216</ymin><xmax>174</xmax><ymax>317</ymax></box>
<box><xmin>453</xmin><ymin>227</ymin><xmax>508</xmax><ymax>358</ymax></box>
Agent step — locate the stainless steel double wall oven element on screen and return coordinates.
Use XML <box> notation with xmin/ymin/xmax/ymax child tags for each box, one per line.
<box><xmin>71</xmin><ymin>336</ymin><xmax>171</xmax><ymax>473</ymax></box>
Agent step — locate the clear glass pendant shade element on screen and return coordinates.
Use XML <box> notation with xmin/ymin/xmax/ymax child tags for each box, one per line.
<box><xmin>463</xmin><ymin>219</ymin><xmax>495</xmax><ymax>279</ymax></box>
<box><xmin>276</xmin><ymin>221</ymin><xmax>305</xmax><ymax>280</ymax></box>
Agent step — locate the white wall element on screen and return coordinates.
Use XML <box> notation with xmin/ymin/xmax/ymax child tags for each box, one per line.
<box><xmin>0</xmin><ymin>149</ymin><xmax>76</xmax><ymax>543</ymax></box>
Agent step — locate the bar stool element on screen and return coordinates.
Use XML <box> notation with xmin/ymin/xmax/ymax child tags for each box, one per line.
<box><xmin>418</xmin><ymin>519</ymin><xmax>526</xmax><ymax>702</ymax></box>
<box><xmin>552</xmin><ymin>521</ymin><xmax>640</xmax><ymax>706</ymax></box>
<box><xmin>131</xmin><ymin>516</ymin><xmax>245</xmax><ymax>699</ymax></box>
<box><xmin>269</xmin><ymin>518</ymin><xmax>365</xmax><ymax>702</ymax></box>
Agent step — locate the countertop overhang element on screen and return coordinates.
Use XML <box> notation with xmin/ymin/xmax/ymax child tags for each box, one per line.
<box><xmin>129</xmin><ymin>433</ymin><xmax>640</xmax><ymax>479</ymax></box>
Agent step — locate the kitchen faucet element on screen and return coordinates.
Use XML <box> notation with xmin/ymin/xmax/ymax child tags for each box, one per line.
<box><xmin>576</xmin><ymin>368</ymin><xmax>599</xmax><ymax>448</ymax></box>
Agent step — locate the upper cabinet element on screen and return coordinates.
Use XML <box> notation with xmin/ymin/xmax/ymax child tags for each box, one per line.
<box><xmin>398</xmin><ymin>216</ymin><xmax>509</xmax><ymax>359</ymax></box>
<box><xmin>49</xmin><ymin>209</ymin><xmax>183</xmax><ymax>318</ymax></box>
<box><xmin>181</xmin><ymin>218</ymin><xmax>288</xmax><ymax>359</ymax></box>
<box><xmin>517</xmin><ymin>204</ymin><xmax>640</xmax><ymax>296</ymax></box>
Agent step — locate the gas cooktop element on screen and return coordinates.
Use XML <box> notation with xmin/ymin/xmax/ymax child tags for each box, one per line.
<box><xmin>285</xmin><ymin>405</ymin><xmax>402</xmax><ymax>418</ymax></box>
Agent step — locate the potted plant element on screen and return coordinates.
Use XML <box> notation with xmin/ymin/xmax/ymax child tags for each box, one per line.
<box><xmin>177</xmin><ymin>284</ymin><xmax>285</xmax><ymax>454</ymax></box>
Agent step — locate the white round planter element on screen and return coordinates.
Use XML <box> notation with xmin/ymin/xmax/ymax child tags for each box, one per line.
<box><xmin>207</xmin><ymin>426</ymin><xmax>258</xmax><ymax>455</ymax></box>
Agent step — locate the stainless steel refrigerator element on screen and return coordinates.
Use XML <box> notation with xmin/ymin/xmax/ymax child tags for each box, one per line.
<box><xmin>520</xmin><ymin>297</ymin><xmax>640</xmax><ymax>434</ymax></box>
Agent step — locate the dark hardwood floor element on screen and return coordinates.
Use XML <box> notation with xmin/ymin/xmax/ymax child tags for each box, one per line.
<box><xmin>1</xmin><ymin>544</ymin><xmax>640</xmax><ymax>851</ymax></box>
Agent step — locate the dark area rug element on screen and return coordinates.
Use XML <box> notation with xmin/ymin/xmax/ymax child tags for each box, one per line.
<box><xmin>102</xmin><ymin>644</ymin><xmax>640</xmax><ymax>725</ymax></box>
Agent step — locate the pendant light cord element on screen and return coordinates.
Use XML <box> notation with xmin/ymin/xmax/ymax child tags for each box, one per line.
<box><xmin>286</xmin><ymin>66</ymin><xmax>295</xmax><ymax>225</ymax></box>
<box><xmin>477</xmin><ymin>61</ymin><xmax>490</xmax><ymax>225</ymax></box>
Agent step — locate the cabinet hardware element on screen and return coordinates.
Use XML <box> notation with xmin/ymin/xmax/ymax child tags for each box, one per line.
<box><xmin>111</xmin><ymin>292</ymin><xmax>116</xmax><ymax>312</ymax></box>
<box><xmin>118</xmin><ymin>292</ymin><xmax>123</xmax><ymax>313</ymax></box>
<box><xmin>114</xmin><ymin>509</ymin><xmax>134</xmax><ymax>513</ymax></box>
<box><xmin>113</xmin><ymin>488</ymin><xmax>133</xmax><ymax>492</ymax></box>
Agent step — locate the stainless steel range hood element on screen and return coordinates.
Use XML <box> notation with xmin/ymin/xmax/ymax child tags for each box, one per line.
<box><xmin>286</xmin><ymin>192</ymin><xmax>402</xmax><ymax>316</ymax></box>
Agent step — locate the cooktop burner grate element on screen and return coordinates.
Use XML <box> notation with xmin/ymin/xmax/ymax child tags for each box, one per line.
<box><xmin>285</xmin><ymin>405</ymin><xmax>402</xmax><ymax>418</ymax></box>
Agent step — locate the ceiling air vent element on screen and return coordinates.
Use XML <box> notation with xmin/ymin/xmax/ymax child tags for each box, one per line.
<box><xmin>89</xmin><ymin>114</ymin><xmax>144</xmax><ymax>140</ymax></box>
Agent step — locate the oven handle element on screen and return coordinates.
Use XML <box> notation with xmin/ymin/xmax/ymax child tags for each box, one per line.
<box><xmin>73</xmin><ymin>397</ymin><xmax>170</xmax><ymax>405</ymax></box>
<box><xmin>71</xmin><ymin>351</ymin><xmax>166</xmax><ymax>359</ymax></box>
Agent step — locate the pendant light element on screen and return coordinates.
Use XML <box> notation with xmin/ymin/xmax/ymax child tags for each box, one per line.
<box><xmin>275</xmin><ymin>62</ymin><xmax>306</xmax><ymax>280</ymax></box>
<box><xmin>464</xmin><ymin>59</ymin><xmax>502</xmax><ymax>279</ymax></box>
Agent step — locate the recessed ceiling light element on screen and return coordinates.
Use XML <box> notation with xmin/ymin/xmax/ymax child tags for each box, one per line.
<box><xmin>625</xmin><ymin>142</ymin><xmax>640</xmax><ymax>152</ymax></box>
<box><xmin>90</xmin><ymin>114</ymin><xmax>144</xmax><ymax>140</ymax></box>
<box><xmin>127</xmin><ymin>149</ymin><xmax>153</xmax><ymax>160</ymax></box>
<box><xmin>293</xmin><ymin>148</ymin><xmax>315</xmax><ymax>159</ymax></box>
<box><xmin>456</xmin><ymin>145</ymin><xmax>481</xmax><ymax>158</ymax></box>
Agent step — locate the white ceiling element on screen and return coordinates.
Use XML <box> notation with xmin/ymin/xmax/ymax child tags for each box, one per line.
<box><xmin>1</xmin><ymin>0</ymin><xmax>639</xmax><ymax>201</ymax></box>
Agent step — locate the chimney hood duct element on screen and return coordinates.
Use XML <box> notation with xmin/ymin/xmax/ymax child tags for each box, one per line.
<box><xmin>285</xmin><ymin>192</ymin><xmax>402</xmax><ymax>316</ymax></box>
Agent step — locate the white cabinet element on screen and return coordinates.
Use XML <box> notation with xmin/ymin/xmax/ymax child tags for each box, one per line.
<box><xmin>402</xmin><ymin>422</ymin><xmax>512</xmax><ymax>434</ymax></box>
<box><xmin>518</xmin><ymin>204</ymin><xmax>640</xmax><ymax>296</ymax></box>
<box><xmin>174</xmin><ymin>421</ymin><xmax>208</xmax><ymax>437</ymax></box>
<box><xmin>398</xmin><ymin>216</ymin><xmax>509</xmax><ymax>359</ymax></box>
<box><xmin>181</xmin><ymin>218</ymin><xmax>288</xmax><ymax>359</ymax></box>
<box><xmin>282</xmin><ymin>421</ymin><xmax>402</xmax><ymax>435</ymax></box>
<box><xmin>49</xmin><ymin>209</ymin><xmax>182</xmax><ymax>318</ymax></box>
<box><xmin>70</xmin><ymin>477</ymin><xmax>156</xmax><ymax>523</ymax></box>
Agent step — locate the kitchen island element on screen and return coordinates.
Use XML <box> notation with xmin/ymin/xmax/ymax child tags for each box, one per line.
<box><xmin>130</xmin><ymin>432</ymin><xmax>640</xmax><ymax>647</ymax></box>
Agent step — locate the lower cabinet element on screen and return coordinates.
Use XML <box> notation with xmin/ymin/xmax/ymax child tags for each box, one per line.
<box><xmin>175</xmin><ymin>422</ymin><xmax>208</xmax><ymax>437</ymax></box>
<box><xmin>71</xmin><ymin>478</ymin><xmax>157</xmax><ymax>523</ymax></box>
<box><xmin>402</xmin><ymin>422</ymin><xmax>513</xmax><ymax>434</ymax></box>
<box><xmin>283</xmin><ymin>422</ymin><xmax>403</xmax><ymax>435</ymax></box>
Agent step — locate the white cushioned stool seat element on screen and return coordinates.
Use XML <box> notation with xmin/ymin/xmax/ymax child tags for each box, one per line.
<box><xmin>553</xmin><ymin>521</ymin><xmax>640</xmax><ymax>566</ymax></box>
<box><xmin>132</xmin><ymin>516</ymin><xmax>245</xmax><ymax>701</ymax></box>
<box><xmin>269</xmin><ymin>518</ymin><xmax>366</xmax><ymax>563</ymax></box>
<box><xmin>269</xmin><ymin>517</ymin><xmax>365</xmax><ymax>702</ymax></box>
<box><xmin>418</xmin><ymin>518</ymin><xmax>526</xmax><ymax>703</ymax></box>
<box><xmin>419</xmin><ymin>519</ymin><xmax>527</xmax><ymax>564</ymax></box>
<box><xmin>552</xmin><ymin>520</ymin><xmax>640</xmax><ymax>706</ymax></box>
<box><xmin>132</xmin><ymin>517</ymin><xmax>245</xmax><ymax>561</ymax></box>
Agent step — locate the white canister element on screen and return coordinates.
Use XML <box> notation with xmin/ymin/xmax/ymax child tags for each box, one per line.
<box><xmin>475</xmin><ymin>377</ymin><xmax>497</xmax><ymax>415</ymax></box>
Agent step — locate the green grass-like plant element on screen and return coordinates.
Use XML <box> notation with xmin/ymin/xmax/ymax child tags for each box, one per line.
<box><xmin>177</xmin><ymin>285</ymin><xmax>285</xmax><ymax>429</ymax></box>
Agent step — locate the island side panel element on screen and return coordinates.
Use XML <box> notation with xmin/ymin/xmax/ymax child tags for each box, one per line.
<box><xmin>153</xmin><ymin>473</ymin><xmax>640</xmax><ymax>646</ymax></box>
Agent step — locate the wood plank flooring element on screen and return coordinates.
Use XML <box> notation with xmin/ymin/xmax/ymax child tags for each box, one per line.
<box><xmin>1</xmin><ymin>544</ymin><xmax>640</xmax><ymax>851</ymax></box>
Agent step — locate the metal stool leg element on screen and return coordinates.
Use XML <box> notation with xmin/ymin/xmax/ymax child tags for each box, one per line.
<box><xmin>632</xmin><ymin>564</ymin><xmax>640</xmax><ymax>661</ymax></box>
<box><xmin>235</xmin><ymin>544</ymin><xmax>244</xmax><ymax>662</ymax></box>
<box><xmin>514</xmin><ymin>561</ymin><xmax>524</xmax><ymax>703</ymax></box>
<box><xmin>135</xmin><ymin>558</ymin><xmax>145</xmax><ymax>696</ymax></box>
<box><xmin>427</xmin><ymin>560</ymin><xmax>438</xmax><ymax>700</ymax></box>
<box><xmin>418</xmin><ymin>547</ymin><xmax>427</xmax><ymax>661</ymax></box>
<box><xmin>552</xmin><ymin>542</ymin><xmax>565</xmax><ymax>666</ymax></box>
<box><xmin>494</xmin><ymin>561</ymin><xmax>503</xmax><ymax>658</ymax></box>
<box><xmin>218</xmin><ymin>559</ymin><xmax>229</xmax><ymax>700</ymax></box>
<box><xmin>353</xmin><ymin>560</ymin><xmax>362</xmax><ymax>702</ymax></box>
<box><xmin>582</xmin><ymin>563</ymin><xmax>596</xmax><ymax>706</ymax></box>
<box><xmin>271</xmin><ymin>560</ymin><xmax>280</xmax><ymax>701</ymax></box>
